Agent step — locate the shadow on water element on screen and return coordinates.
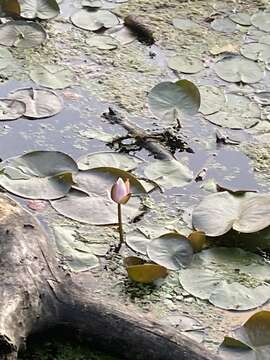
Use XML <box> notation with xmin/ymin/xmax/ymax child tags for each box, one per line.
<box><xmin>18</xmin><ymin>327</ymin><xmax>119</xmax><ymax>360</ymax></box>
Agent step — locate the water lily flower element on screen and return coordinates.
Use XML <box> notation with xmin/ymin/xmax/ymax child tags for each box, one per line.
<box><xmin>111</xmin><ymin>177</ymin><xmax>131</xmax><ymax>205</ymax></box>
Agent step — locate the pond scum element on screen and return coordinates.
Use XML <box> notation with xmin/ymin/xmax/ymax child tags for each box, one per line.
<box><xmin>0</xmin><ymin>0</ymin><xmax>270</xmax><ymax>359</ymax></box>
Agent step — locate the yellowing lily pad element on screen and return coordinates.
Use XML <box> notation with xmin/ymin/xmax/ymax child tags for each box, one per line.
<box><xmin>124</xmin><ymin>256</ymin><xmax>168</xmax><ymax>284</ymax></box>
<box><xmin>30</xmin><ymin>64</ymin><xmax>74</xmax><ymax>89</ymax></box>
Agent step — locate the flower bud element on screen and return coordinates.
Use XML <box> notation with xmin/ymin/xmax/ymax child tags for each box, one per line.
<box><xmin>111</xmin><ymin>177</ymin><xmax>131</xmax><ymax>204</ymax></box>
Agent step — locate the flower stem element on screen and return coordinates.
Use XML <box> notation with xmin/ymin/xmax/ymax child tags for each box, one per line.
<box><xmin>115</xmin><ymin>203</ymin><xmax>124</xmax><ymax>253</ymax></box>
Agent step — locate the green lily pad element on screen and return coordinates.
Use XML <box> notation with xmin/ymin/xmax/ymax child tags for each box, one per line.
<box><xmin>219</xmin><ymin>311</ymin><xmax>270</xmax><ymax>360</ymax></box>
<box><xmin>51</xmin><ymin>167</ymin><xmax>146</xmax><ymax>225</ymax></box>
<box><xmin>214</xmin><ymin>55</ymin><xmax>263</xmax><ymax>84</ymax></box>
<box><xmin>0</xmin><ymin>20</ymin><xmax>47</xmax><ymax>48</ymax></box>
<box><xmin>29</xmin><ymin>64</ymin><xmax>74</xmax><ymax>89</ymax></box>
<box><xmin>8</xmin><ymin>88</ymin><xmax>63</xmax><ymax>119</ymax></box>
<box><xmin>205</xmin><ymin>93</ymin><xmax>260</xmax><ymax>129</ymax></box>
<box><xmin>199</xmin><ymin>85</ymin><xmax>225</xmax><ymax>115</ymax></box>
<box><xmin>192</xmin><ymin>191</ymin><xmax>270</xmax><ymax>236</ymax></box>
<box><xmin>0</xmin><ymin>47</ymin><xmax>14</xmax><ymax>70</ymax></box>
<box><xmin>172</xmin><ymin>18</ymin><xmax>198</xmax><ymax>31</ymax></box>
<box><xmin>53</xmin><ymin>226</ymin><xmax>100</xmax><ymax>272</ymax></box>
<box><xmin>229</xmin><ymin>13</ymin><xmax>251</xmax><ymax>26</ymax></box>
<box><xmin>211</xmin><ymin>17</ymin><xmax>236</xmax><ymax>33</ymax></box>
<box><xmin>147</xmin><ymin>233</ymin><xmax>193</xmax><ymax>270</ymax></box>
<box><xmin>251</xmin><ymin>12</ymin><xmax>270</xmax><ymax>32</ymax></box>
<box><xmin>82</xmin><ymin>0</ymin><xmax>102</xmax><ymax>8</ymax></box>
<box><xmin>0</xmin><ymin>151</ymin><xmax>78</xmax><ymax>199</ymax></box>
<box><xmin>105</xmin><ymin>25</ymin><xmax>136</xmax><ymax>45</ymax></box>
<box><xmin>259</xmin><ymin>34</ymin><xmax>270</xmax><ymax>46</ymax></box>
<box><xmin>77</xmin><ymin>152</ymin><xmax>142</xmax><ymax>171</ymax></box>
<box><xmin>148</xmin><ymin>80</ymin><xmax>200</xmax><ymax>125</ymax></box>
<box><xmin>179</xmin><ymin>247</ymin><xmax>270</xmax><ymax>310</ymax></box>
<box><xmin>86</xmin><ymin>34</ymin><xmax>118</xmax><ymax>50</ymax></box>
<box><xmin>0</xmin><ymin>98</ymin><xmax>26</xmax><ymax>120</ymax></box>
<box><xmin>168</xmin><ymin>55</ymin><xmax>203</xmax><ymax>74</ymax></box>
<box><xmin>240</xmin><ymin>42</ymin><xmax>270</xmax><ymax>62</ymax></box>
<box><xmin>78</xmin><ymin>128</ymin><xmax>115</xmax><ymax>142</ymax></box>
<box><xmin>71</xmin><ymin>8</ymin><xmax>119</xmax><ymax>31</ymax></box>
<box><xmin>144</xmin><ymin>159</ymin><xmax>193</xmax><ymax>189</ymax></box>
<box><xmin>126</xmin><ymin>229</ymin><xmax>152</xmax><ymax>255</ymax></box>
<box><xmin>19</xmin><ymin>0</ymin><xmax>60</xmax><ymax>19</ymax></box>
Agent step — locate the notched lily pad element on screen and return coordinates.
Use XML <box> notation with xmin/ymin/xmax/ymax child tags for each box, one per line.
<box><xmin>0</xmin><ymin>47</ymin><xmax>15</xmax><ymax>70</ymax></box>
<box><xmin>211</xmin><ymin>17</ymin><xmax>236</xmax><ymax>33</ymax></box>
<box><xmin>19</xmin><ymin>0</ymin><xmax>60</xmax><ymax>19</ymax></box>
<box><xmin>179</xmin><ymin>247</ymin><xmax>270</xmax><ymax>310</ymax></box>
<box><xmin>205</xmin><ymin>93</ymin><xmax>260</xmax><ymax>129</ymax></box>
<box><xmin>219</xmin><ymin>311</ymin><xmax>270</xmax><ymax>360</ymax></box>
<box><xmin>199</xmin><ymin>85</ymin><xmax>225</xmax><ymax>115</ymax></box>
<box><xmin>251</xmin><ymin>12</ymin><xmax>270</xmax><ymax>32</ymax></box>
<box><xmin>168</xmin><ymin>55</ymin><xmax>203</xmax><ymax>74</ymax></box>
<box><xmin>148</xmin><ymin>80</ymin><xmax>201</xmax><ymax>125</ymax></box>
<box><xmin>77</xmin><ymin>152</ymin><xmax>142</xmax><ymax>171</ymax></box>
<box><xmin>86</xmin><ymin>34</ymin><xmax>118</xmax><ymax>50</ymax></box>
<box><xmin>192</xmin><ymin>191</ymin><xmax>270</xmax><ymax>236</ymax></box>
<box><xmin>71</xmin><ymin>8</ymin><xmax>119</xmax><ymax>31</ymax></box>
<box><xmin>53</xmin><ymin>226</ymin><xmax>100</xmax><ymax>272</ymax></box>
<box><xmin>124</xmin><ymin>256</ymin><xmax>168</xmax><ymax>284</ymax></box>
<box><xmin>0</xmin><ymin>98</ymin><xmax>26</xmax><ymax>120</ymax></box>
<box><xmin>30</xmin><ymin>64</ymin><xmax>75</xmax><ymax>89</ymax></box>
<box><xmin>0</xmin><ymin>151</ymin><xmax>78</xmax><ymax>199</ymax></box>
<box><xmin>51</xmin><ymin>167</ymin><xmax>147</xmax><ymax>225</ymax></box>
<box><xmin>0</xmin><ymin>20</ymin><xmax>47</xmax><ymax>48</ymax></box>
<box><xmin>105</xmin><ymin>25</ymin><xmax>136</xmax><ymax>45</ymax></box>
<box><xmin>144</xmin><ymin>159</ymin><xmax>193</xmax><ymax>189</ymax></box>
<box><xmin>240</xmin><ymin>42</ymin><xmax>270</xmax><ymax>62</ymax></box>
<box><xmin>229</xmin><ymin>13</ymin><xmax>251</xmax><ymax>26</ymax></box>
<box><xmin>214</xmin><ymin>55</ymin><xmax>263</xmax><ymax>84</ymax></box>
<box><xmin>147</xmin><ymin>233</ymin><xmax>193</xmax><ymax>270</ymax></box>
<box><xmin>8</xmin><ymin>87</ymin><xmax>63</xmax><ymax>119</ymax></box>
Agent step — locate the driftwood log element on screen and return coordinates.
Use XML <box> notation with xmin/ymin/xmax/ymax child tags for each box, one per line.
<box><xmin>0</xmin><ymin>194</ymin><xmax>222</xmax><ymax>360</ymax></box>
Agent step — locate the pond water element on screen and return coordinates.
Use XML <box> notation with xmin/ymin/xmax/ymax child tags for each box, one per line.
<box><xmin>1</xmin><ymin>0</ymin><xmax>270</xmax><ymax>357</ymax></box>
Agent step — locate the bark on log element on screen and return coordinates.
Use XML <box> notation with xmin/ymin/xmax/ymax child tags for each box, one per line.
<box><xmin>0</xmin><ymin>194</ymin><xmax>221</xmax><ymax>360</ymax></box>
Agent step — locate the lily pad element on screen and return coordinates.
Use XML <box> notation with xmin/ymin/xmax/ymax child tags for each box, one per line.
<box><xmin>0</xmin><ymin>20</ymin><xmax>47</xmax><ymax>48</ymax></box>
<box><xmin>78</xmin><ymin>128</ymin><xmax>115</xmax><ymax>142</ymax></box>
<box><xmin>19</xmin><ymin>0</ymin><xmax>60</xmax><ymax>19</ymax></box>
<box><xmin>126</xmin><ymin>229</ymin><xmax>152</xmax><ymax>254</ymax></box>
<box><xmin>172</xmin><ymin>18</ymin><xmax>198</xmax><ymax>31</ymax></box>
<box><xmin>0</xmin><ymin>151</ymin><xmax>78</xmax><ymax>200</ymax></box>
<box><xmin>229</xmin><ymin>13</ymin><xmax>251</xmax><ymax>26</ymax></box>
<box><xmin>81</xmin><ymin>0</ymin><xmax>102</xmax><ymax>8</ymax></box>
<box><xmin>0</xmin><ymin>47</ymin><xmax>14</xmax><ymax>70</ymax></box>
<box><xmin>0</xmin><ymin>98</ymin><xmax>26</xmax><ymax>120</ymax></box>
<box><xmin>251</xmin><ymin>12</ymin><xmax>270</xmax><ymax>32</ymax></box>
<box><xmin>214</xmin><ymin>55</ymin><xmax>263</xmax><ymax>84</ymax></box>
<box><xmin>211</xmin><ymin>17</ymin><xmax>236</xmax><ymax>33</ymax></box>
<box><xmin>105</xmin><ymin>25</ymin><xmax>136</xmax><ymax>45</ymax></box>
<box><xmin>179</xmin><ymin>247</ymin><xmax>270</xmax><ymax>310</ymax></box>
<box><xmin>199</xmin><ymin>85</ymin><xmax>225</xmax><ymax>115</ymax></box>
<box><xmin>240</xmin><ymin>42</ymin><xmax>270</xmax><ymax>62</ymax></box>
<box><xmin>205</xmin><ymin>93</ymin><xmax>260</xmax><ymax>129</ymax></box>
<box><xmin>86</xmin><ymin>34</ymin><xmax>118</xmax><ymax>50</ymax></box>
<box><xmin>77</xmin><ymin>152</ymin><xmax>142</xmax><ymax>171</ymax></box>
<box><xmin>29</xmin><ymin>64</ymin><xmax>74</xmax><ymax>89</ymax></box>
<box><xmin>168</xmin><ymin>55</ymin><xmax>203</xmax><ymax>74</ymax></box>
<box><xmin>148</xmin><ymin>80</ymin><xmax>200</xmax><ymax>125</ymax></box>
<box><xmin>219</xmin><ymin>311</ymin><xmax>270</xmax><ymax>360</ymax></box>
<box><xmin>51</xmin><ymin>167</ymin><xmax>146</xmax><ymax>225</ymax></box>
<box><xmin>192</xmin><ymin>191</ymin><xmax>270</xmax><ymax>236</ymax></box>
<box><xmin>124</xmin><ymin>256</ymin><xmax>168</xmax><ymax>284</ymax></box>
<box><xmin>71</xmin><ymin>8</ymin><xmax>119</xmax><ymax>31</ymax></box>
<box><xmin>147</xmin><ymin>233</ymin><xmax>193</xmax><ymax>270</ymax></box>
<box><xmin>144</xmin><ymin>159</ymin><xmax>193</xmax><ymax>189</ymax></box>
<box><xmin>53</xmin><ymin>226</ymin><xmax>100</xmax><ymax>272</ymax></box>
<box><xmin>8</xmin><ymin>88</ymin><xmax>63</xmax><ymax>119</ymax></box>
